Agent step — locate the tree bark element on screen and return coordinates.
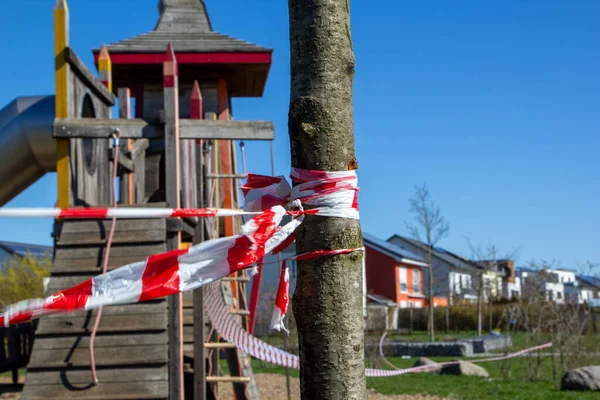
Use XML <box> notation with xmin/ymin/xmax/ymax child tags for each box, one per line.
<box><xmin>288</xmin><ymin>1</ymin><xmax>366</xmax><ymax>399</ymax></box>
<box><xmin>477</xmin><ymin>272</ymin><xmax>483</xmax><ymax>336</ymax></box>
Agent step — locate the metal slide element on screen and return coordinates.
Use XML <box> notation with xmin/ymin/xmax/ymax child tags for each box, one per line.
<box><xmin>0</xmin><ymin>96</ymin><xmax>56</xmax><ymax>206</ymax></box>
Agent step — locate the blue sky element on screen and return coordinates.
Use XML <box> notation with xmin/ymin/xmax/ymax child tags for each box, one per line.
<box><xmin>0</xmin><ymin>0</ymin><xmax>598</xmax><ymax>270</ymax></box>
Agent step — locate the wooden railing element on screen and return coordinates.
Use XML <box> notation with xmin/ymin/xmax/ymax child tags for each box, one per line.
<box><xmin>0</xmin><ymin>322</ymin><xmax>36</xmax><ymax>384</ymax></box>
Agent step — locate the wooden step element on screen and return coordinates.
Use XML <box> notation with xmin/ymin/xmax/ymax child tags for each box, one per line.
<box><xmin>35</xmin><ymin>311</ymin><xmax>167</xmax><ymax>336</ymax></box>
<box><xmin>53</xmin><ymin>242</ymin><xmax>167</xmax><ymax>261</ymax></box>
<box><xmin>51</xmin><ymin>255</ymin><xmax>156</xmax><ymax>275</ymax></box>
<box><xmin>21</xmin><ymin>380</ymin><xmax>168</xmax><ymax>400</ymax></box>
<box><xmin>23</xmin><ymin>366</ymin><xmax>167</xmax><ymax>385</ymax></box>
<box><xmin>28</xmin><ymin>344</ymin><xmax>168</xmax><ymax>369</ymax></box>
<box><xmin>205</xmin><ymin>376</ymin><xmax>251</xmax><ymax>383</ymax></box>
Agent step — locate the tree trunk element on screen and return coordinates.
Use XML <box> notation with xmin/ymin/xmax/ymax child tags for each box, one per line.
<box><xmin>288</xmin><ymin>1</ymin><xmax>366</xmax><ymax>399</ymax></box>
<box><xmin>488</xmin><ymin>294</ymin><xmax>493</xmax><ymax>332</ymax></box>
<box><xmin>477</xmin><ymin>273</ymin><xmax>483</xmax><ymax>336</ymax></box>
<box><xmin>427</xmin><ymin>249</ymin><xmax>434</xmax><ymax>342</ymax></box>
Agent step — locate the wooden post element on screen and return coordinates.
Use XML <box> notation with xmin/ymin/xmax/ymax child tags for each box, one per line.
<box><xmin>98</xmin><ymin>45</ymin><xmax>112</xmax><ymax>92</ymax></box>
<box><xmin>163</xmin><ymin>43</ymin><xmax>184</xmax><ymax>400</ymax></box>
<box><xmin>191</xmin><ymin>81</ymin><xmax>206</xmax><ymax>400</ymax></box>
<box><xmin>118</xmin><ymin>88</ymin><xmax>134</xmax><ymax>204</ymax></box>
<box><xmin>409</xmin><ymin>307</ymin><xmax>414</xmax><ymax>335</ymax></box>
<box><xmin>445</xmin><ymin>307</ymin><xmax>450</xmax><ymax>333</ymax></box>
<box><xmin>54</xmin><ymin>0</ymin><xmax>70</xmax><ymax>208</ymax></box>
<box><xmin>217</xmin><ymin>79</ymin><xmax>239</xmax><ymax>301</ymax></box>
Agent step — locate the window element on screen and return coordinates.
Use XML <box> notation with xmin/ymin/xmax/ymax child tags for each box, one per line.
<box><xmin>556</xmin><ymin>292</ymin><xmax>562</xmax><ymax>300</ymax></box>
<box><xmin>412</xmin><ymin>269</ymin><xmax>420</xmax><ymax>293</ymax></box>
<box><xmin>399</xmin><ymin>267</ymin><xmax>408</xmax><ymax>293</ymax></box>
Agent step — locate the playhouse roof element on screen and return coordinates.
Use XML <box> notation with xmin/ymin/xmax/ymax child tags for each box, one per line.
<box><xmin>93</xmin><ymin>0</ymin><xmax>272</xmax><ymax>97</ymax></box>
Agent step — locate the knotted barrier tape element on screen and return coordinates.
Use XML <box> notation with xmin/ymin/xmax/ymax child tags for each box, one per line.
<box><xmin>0</xmin><ymin>168</ymin><xmax>357</xmax><ymax>329</ymax></box>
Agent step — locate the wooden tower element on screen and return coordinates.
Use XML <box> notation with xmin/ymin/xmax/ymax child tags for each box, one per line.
<box><xmin>21</xmin><ymin>1</ymin><xmax>273</xmax><ymax>399</ymax></box>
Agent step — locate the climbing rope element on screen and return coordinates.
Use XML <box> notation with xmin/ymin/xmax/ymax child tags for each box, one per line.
<box><xmin>89</xmin><ymin>129</ymin><xmax>121</xmax><ymax>385</ymax></box>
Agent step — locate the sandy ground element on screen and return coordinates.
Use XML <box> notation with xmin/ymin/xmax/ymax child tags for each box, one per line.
<box><xmin>0</xmin><ymin>376</ymin><xmax>23</xmax><ymax>400</ymax></box>
<box><xmin>218</xmin><ymin>373</ymin><xmax>448</xmax><ymax>400</ymax></box>
<box><xmin>1</xmin><ymin>374</ymin><xmax>448</xmax><ymax>400</ymax></box>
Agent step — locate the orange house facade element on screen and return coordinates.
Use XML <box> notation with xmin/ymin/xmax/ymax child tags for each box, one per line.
<box><xmin>363</xmin><ymin>233</ymin><xmax>429</xmax><ymax>308</ymax></box>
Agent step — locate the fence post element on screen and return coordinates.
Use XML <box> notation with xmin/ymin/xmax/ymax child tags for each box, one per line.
<box><xmin>445</xmin><ymin>307</ymin><xmax>450</xmax><ymax>333</ymax></box>
<box><xmin>409</xmin><ymin>307</ymin><xmax>413</xmax><ymax>335</ymax></box>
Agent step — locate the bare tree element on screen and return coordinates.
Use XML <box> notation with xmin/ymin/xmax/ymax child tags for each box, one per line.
<box><xmin>467</xmin><ymin>239</ymin><xmax>521</xmax><ymax>336</ymax></box>
<box><xmin>405</xmin><ymin>184</ymin><xmax>449</xmax><ymax>342</ymax></box>
<box><xmin>288</xmin><ymin>1</ymin><xmax>366</xmax><ymax>399</ymax></box>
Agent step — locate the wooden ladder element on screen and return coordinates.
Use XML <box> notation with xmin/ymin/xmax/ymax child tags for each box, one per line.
<box><xmin>204</xmin><ymin>273</ymin><xmax>259</xmax><ymax>400</ymax></box>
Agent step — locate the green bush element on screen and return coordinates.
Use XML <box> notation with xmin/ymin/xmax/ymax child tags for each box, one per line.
<box><xmin>0</xmin><ymin>252</ymin><xmax>51</xmax><ymax>310</ymax></box>
<box><xmin>397</xmin><ymin>304</ymin><xmax>505</xmax><ymax>333</ymax></box>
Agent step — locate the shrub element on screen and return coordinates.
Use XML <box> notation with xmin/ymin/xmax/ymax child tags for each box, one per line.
<box><xmin>0</xmin><ymin>252</ymin><xmax>51</xmax><ymax>310</ymax></box>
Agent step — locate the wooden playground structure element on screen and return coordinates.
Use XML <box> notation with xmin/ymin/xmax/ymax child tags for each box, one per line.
<box><xmin>1</xmin><ymin>1</ymin><xmax>275</xmax><ymax>399</ymax></box>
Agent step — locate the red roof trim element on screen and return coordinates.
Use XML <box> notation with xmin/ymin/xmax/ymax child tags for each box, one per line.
<box><xmin>93</xmin><ymin>52</ymin><xmax>272</xmax><ymax>65</ymax></box>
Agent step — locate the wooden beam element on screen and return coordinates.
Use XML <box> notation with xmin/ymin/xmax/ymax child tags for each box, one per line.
<box><xmin>54</xmin><ymin>0</ymin><xmax>69</xmax><ymax>209</ymax></box>
<box><xmin>53</xmin><ymin>118</ymin><xmax>275</xmax><ymax>140</ymax></box>
<box><xmin>163</xmin><ymin>43</ymin><xmax>184</xmax><ymax>400</ymax></box>
<box><xmin>64</xmin><ymin>47</ymin><xmax>116</xmax><ymax>105</ymax></box>
<box><xmin>191</xmin><ymin>80</ymin><xmax>206</xmax><ymax>400</ymax></box>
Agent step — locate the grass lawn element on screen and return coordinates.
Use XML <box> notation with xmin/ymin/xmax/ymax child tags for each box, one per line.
<box><xmin>0</xmin><ymin>368</ymin><xmax>25</xmax><ymax>378</ymax></box>
<box><xmin>235</xmin><ymin>355</ymin><xmax>600</xmax><ymax>400</ymax></box>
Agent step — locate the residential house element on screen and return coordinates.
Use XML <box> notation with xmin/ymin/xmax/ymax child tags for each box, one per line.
<box><xmin>363</xmin><ymin>233</ymin><xmax>432</xmax><ymax>309</ymax></box>
<box><xmin>564</xmin><ymin>275</ymin><xmax>600</xmax><ymax>304</ymax></box>
<box><xmin>476</xmin><ymin>259</ymin><xmax>517</xmax><ymax>300</ymax></box>
<box><xmin>517</xmin><ymin>267</ymin><xmax>578</xmax><ymax>303</ymax></box>
<box><xmin>386</xmin><ymin>235</ymin><xmax>482</xmax><ymax>305</ymax></box>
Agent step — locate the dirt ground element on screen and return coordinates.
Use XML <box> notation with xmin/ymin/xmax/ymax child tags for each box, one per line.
<box><xmin>218</xmin><ymin>373</ymin><xmax>448</xmax><ymax>400</ymax></box>
<box><xmin>1</xmin><ymin>374</ymin><xmax>448</xmax><ymax>400</ymax></box>
<box><xmin>0</xmin><ymin>376</ymin><xmax>23</xmax><ymax>400</ymax></box>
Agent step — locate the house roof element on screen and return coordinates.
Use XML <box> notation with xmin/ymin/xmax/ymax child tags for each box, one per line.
<box><xmin>387</xmin><ymin>234</ymin><xmax>481</xmax><ymax>272</ymax></box>
<box><xmin>100</xmin><ymin>0</ymin><xmax>271</xmax><ymax>54</ymax></box>
<box><xmin>363</xmin><ymin>233</ymin><xmax>427</xmax><ymax>266</ymax></box>
<box><xmin>366</xmin><ymin>294</ymin><xmax>398</xmax><ymax>306</ymax></box>
<box><xmin>0</xmin><ymin>241</ymin><xmax>52</xmax><ymax>267</ymax></box>
<box><xmin>580</xmin><ymin>275</ymin><xmax>600</xmax><ymax>289</ymax></box>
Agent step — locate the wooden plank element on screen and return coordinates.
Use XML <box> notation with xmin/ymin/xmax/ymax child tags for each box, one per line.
<box><xmin>57</xmin><ymin>229</ymin><xmax>165</xmax><ymax>246</ymax></box>
<box><xmin>37</xmin><ymin>302</ymin><xmax>166</xmax><ymax>317</ymax></box>
<box><xmin>53</xmin><ymin>242</ymin><xmax>166</xmax><ymax>261</ymax></box>
<box><xmin>58</xmin><ymin>217</ymin><xmax>165</xmax><ymax>234</ymax></box>
<box><xmin>31</xmin><ymin>334</ymin><xmax>168</xmax><ymax>350</ymax></box>
<box><xmin>164</xmin><ymin>43</ymin><xmax>184</xmax><ymax>400</ymax></box>
<box><xmin>35</xmin><ymin>313</ymin><xmax>167</xmax><ymax>335</ymax></box>
<box><xmin>28</xmin><ymin>344</ymin><xmax>168</xmax><ymax>368</ymax></box>
<box><xmin>64</xmin><ymin>47</ymin><xmax>116</xmax><ymax>105</ymax></box>
<box><xmin>51</xmin><ymin>255</ymin><xmax>157</xmax><ymax>275</ymax></box>
<box><xmin>54</xmin><ymin>0</ymin><xmax>69</xmax><ymax>209</ymax></box>
<box><xmin>23</xmin><ymin>367</ymin><xmax>168</xmax><ymax>385</ymax></box>
<box><xmin>21</xmin><ymin>381</ymin><xmax>168</xmax><ymax>400</ymax></box>
<box><xmin>53</xmin><ymin>118</ymin><xmax>275</xmax><ymax>140</ymax></box>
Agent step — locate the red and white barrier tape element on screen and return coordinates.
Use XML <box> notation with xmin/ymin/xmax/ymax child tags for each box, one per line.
<box><xmin>0</xmin><ymin>207</ymin><xmax>257</xmax><ymax>219</ymax></box>
<box><xmin>204</xmin><ymin>280</ymin><xmax>553</xmax><ymax>377</ymax></box>
<box><xmin>0</xmin><ymin>168</ymin><xmax>359</xmax><ymax>336</ymax></box>
<box><xmin>0</xmin><ymin>206</ymin><xmax>293</xmax><ymax>327</ymax></box>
